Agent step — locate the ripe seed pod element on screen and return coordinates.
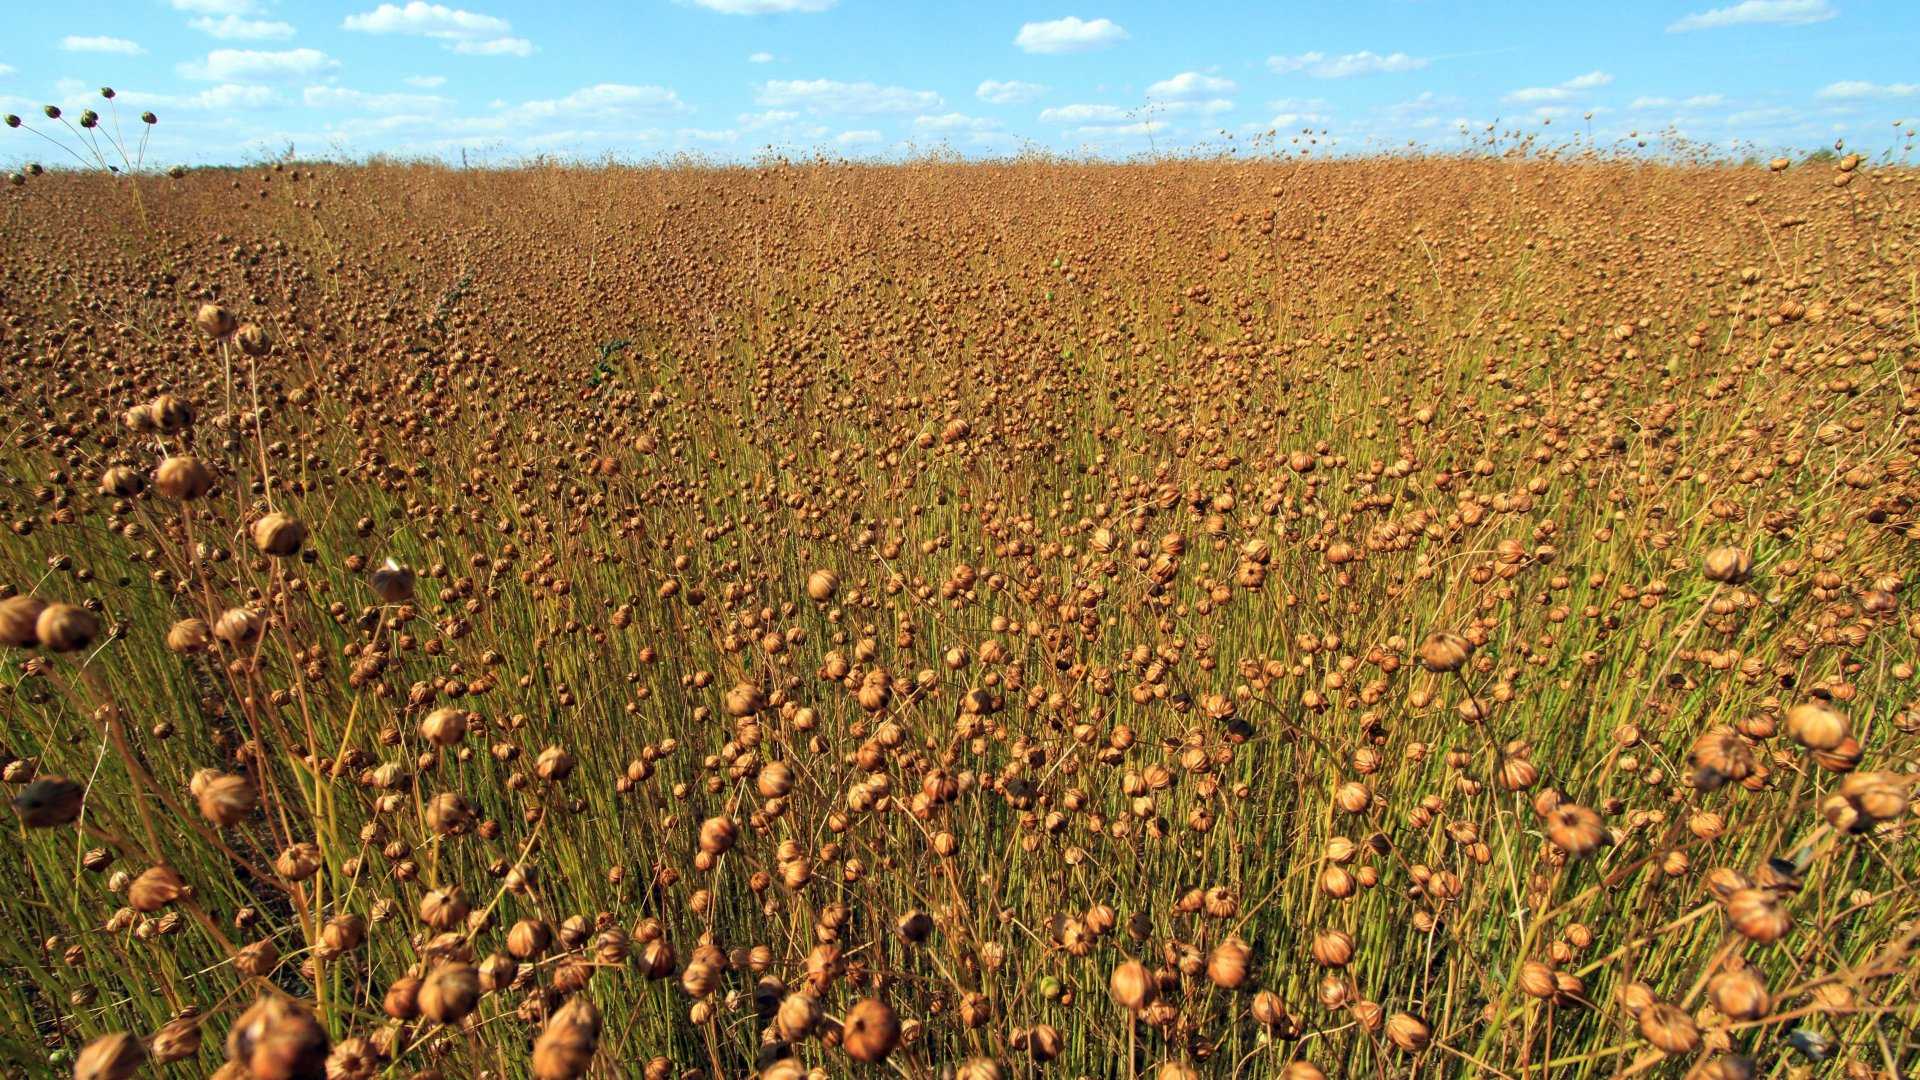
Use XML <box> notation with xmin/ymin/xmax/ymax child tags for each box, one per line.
<box><xmin>532</xmin><ymin>996</ymin><xmax>601</xmax><ymax>1080</ymax></box>
<box><xmin>535</xmin><ymin>746</ymin><xmax>576</xmax><ymax>781</ymax></box>
<box><xmin>757</xmin><ymin>760</ymin><xmax>795</xmax><ymax>798</ymax></box>
<box><xmin>841</xmin><ymin>998</ymin><xmax>900</xmax><ymax>1063</ymax></box>
<box><xmin>724</xmin><ymin>682</ymin><xmax>766</xmax><ymax>717</ymax></box>
<box><xmin>1723</xmin><ymin>887</ymin><xmax>1790</xmax><ymax>943</ymax></box>
<box><xmin>236</xmin><ymin>323</ymin><xmax>271</xmax><ymax>357</ymax></box>
<box><xmin>11</xmin><ymin>777</ymin><xmax>85</xmax><ymax>827</ymax></box>
<box><xmin>369</xmin><ymin>560</ymin><xmax>415</xmax><ymax>603</ymax></box>
<box><xmin>421</xmin><ymin>707</ymin><xmax>467</xmax><ymax>746</ymax></box>
<box><xmin>1707</xmin><ymin>967</ymin><xmax>1770</xmax><ymax>1020</ymax></box>
<box><xmin>507</xmin><ymin>919</ymin><xmax>552</xmax><ymax>958</ymax></box>
<box><xmin>1785</xmin><ymin>701</ymin><xmax>1848</xmax><ymax>751</ymax></box>
<box><xmin>0</xmin><ymin>595</ymin><xmax>47</xmax><ymax>647</ymax></box>
<box><xmin>419</xmin><ymin>963</ymin><xmax>481</xmax><ymax>1023</ymax></box>
<box><xmin>98</xmin><ymin>466</ymin><xmax>145</xmax><ymax>497</ymax></box>
<box><xmin>957</xmin><ymin>1060</ymin><xmax>1005</xmax><ymax>1080</ymax></box>
<box><xmin>1384</xmin><ymin>1012</ymin><xmax>1430</xmax><ymax>1052</ymax></box>
<box><xmin>1543</xmin><ymin>803</ymin><xmax>1608</xmax><ymax>857</ymax></box>
<box><xmin>216</xmin><ymin>608</ymin><xmax>266</xmax><ymax>648</ymax></box>
<box><xmin>1637</xmin><ymin>1002</ymin><xmax>1699</xmax><ymax>1054</ymax></box>
<box><xmin>806</xmin><ymin>570</ymin><xmax>838</xmax><ymax>601</ymax></box>
<box><xmin>1110</xmin><ymin>959</ymin><xmax>1156</xmax><ymax>1010</ymax></box>
<box><xmin>698</xmin><ymin>815</ymin><xmax>738</xmax><ymax>855</ymax></box>
<box><xmin>1417</xmin><ymin>632</ymin><xmax>1472</xmax><ymax>672</ymax></box>
<box><xmin>166</xmin><ymin>618</ymin><xmax>212</xmax><ymax>654</ymax></box>
<box><xmin>776</xmin><ymin>991</ymin><xmax>823</xmax><ymax>1040</ymax></box>
<box><xmin>1311</xmin><ymin>928</ymin><xmax>1353</xmax><ymax>968</ymax></box>
<box><xmin>74</xmin><ymin>1032</ymin><xmax>146</xmax><ymax>1080</ymax></box>
<box><xmin>154</xmin><ymin>456</ymin><xmax>214</xmax><ymax>500</ymax></box>
<box><xmin>251</xmin><ymin>513</ymin><xmax>307</xmax><ymax>558</ymax></box>
<box><xmin>226</xmin><ymin>995</ymin><xmax>328</xmax><ymax>1080</ymax></box>
<box><xmin>196</xmin><ymin>303</ymin><xmax>238</xmax><ymax>338</ymax></box>
<box><xmin>1702</xmin><ymin>546</ymin><xmax>1752</xmax><ymax>584</ymax></box>
<box><xmin>150</xmin><ymin>1017</ymin><xmax>203</xmax><ymax>1063</ymax></box>
<box><xmin>1207</xmin><ymin>937</ymin><xmax>1251</xmax><ymax>989</ymax></box>
<box><xmin>129</xmin><ymin>866</ymin><xmax>187</xmax><ymax>912</ymax></box>
<box><xmin>197</xmin><ymin>773</ymin><xmax>256</xmax><ymax>827</ymax></box>
<box><xmin>35</xmin><ymin>604</ymin><xmax>100</xmax><ymax>653</ymax></box>
<box><xmin>382</xmin><ymin>975</ymin><xmax>422</xmax><ymax>1019</ymax></box>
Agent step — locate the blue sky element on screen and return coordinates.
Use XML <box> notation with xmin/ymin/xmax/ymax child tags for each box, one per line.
<box><xmin>2</xmin><ymin>0</ymin><xmax>1916</xmax><ymax>167</ymax></box>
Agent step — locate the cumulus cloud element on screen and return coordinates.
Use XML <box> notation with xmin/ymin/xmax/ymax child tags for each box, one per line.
<box><xmin>913</xmin><ymin>112</ymin><xmax>1000</xmax><ymax>131</ymax></box>
<box><xmin>977</xmin><ymin>80</ymin><xmax>1046</xmax><ymax>104</ymax></box>
<box><xmin>169</xmin><ymin>0</ymin><xmax>262</xmax><ymax>13</ymax></box>
<box><xmin>304</xmin><ymin>86</ymin><xmax>453</xmax><ymax>113</ymax></box>
<box><xmin>1267</xmin><ymin>50</ymin><xmax>1426</xmax><ymax>78</ymax></box>
<box><xmin>686</xmin><ymin>0</ymin><xmax>836</xmax><ymax>12</ymax></box>
<box><xmin>1818</xmin><ymin>80</ymin><xmax>1918</xmax><ymax>99</ymax></box>
<box><xmin>451</xmin><ymin>36</ymin><xmax>532</xmax><ymax>55</ymax></box>
<box><xmin>62</xmin><ymin>36</ymin><xmax>146</xmax><ymax>55</ymax></box>
<box><xmin>104</xmin><ymin>82</ymin><xmax>280</xmax><ymax>110</ymax></box>
<box><xmin>1071</xmin><ymin>120</ymin><xmax>1165</xmax><ymax>139</ymax></box>
<box><xmin>1039</xmin><ymin>103</ymin><xmax>1131</xmax><ymax>123</ymax></box>
<box><xmin>834</xmin><ymin>129</ymin><xmax>881</xmax><ymax>145</ymax></box>
<box><xmin>1146</xmin><ymin>72</ymin><xmax>1236</xmax><ymax>100</ymax></box>
<box><xmin>499</xmin><ymin>83</ymin><xmax>689</xmax><ymax>121</ymax></box>
<box><xmin>343</xmin><ymin>3</ymin><xmax>531</xmax><ymax>56</ymax></box>
<box><xmin>0</xmin><ymin>64</ymin><xmax>14</xmax><ymax>78</ymax></box>
<box><xmin>1668</xmin><ymin>0</ymin><xmax>1835</xmax><ymax>31</ymax></box>
<box><xmin>755</xmin><ymin>79</ymin><xmax>939</xmax><ymax>114</ymax></box>
<box><xmin>178</xmin><ymin>48</ymin><xmax>339</xmax><ymax>81</ymax></box>
<box><xmin>189</xmin><ymin>15</ymin><xmax>296</xmax><ymax>40</ymax></box>
<box><xmin>405</xmin><ymin>75</ymin><xmax>447</xmax><ymax>88</ymax></box>
<box><xmin>748</xmin><ymin>51</ymin><xmax>774</xmax><ymax>63</ymax></box>
<box><xmin>1630</xmin><ymin>94</ymin><xmax>1726</xmax><ymax>109</ymax></box>
<box><xmin>1504</xmin><ymin>70</ymin><xmax>1613</xmax><ymax>104</ymax></box>
<box><xmin>1014</xmin><ymin>16</ymin><xmax>1128</xmax><ymax>54</ymax></box>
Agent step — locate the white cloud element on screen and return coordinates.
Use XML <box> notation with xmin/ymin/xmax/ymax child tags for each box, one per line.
<box><xmin>343</xmin><ymin>3</ymin><xmax>531</xmax><ymax>55</ymax></box>
<box><xmin>104</xmin><ymin>83</ymin><xmax>279</xmax><ymax>110</ymax></box>
<box><xmin>1146</xmin><ymin>72</ymin><xmax>1236</xmax><ymax>100</ymax></box>
<box><xmin>304</xmin><ymin>86</ymin><xmax>452</xmax><ymax>113</ymax></box>
<box><xmin>1040</xmin><ymin>102</ymin><xmax>1131</xmax><ymax>123</ymax></box>
<box><xmin>1818</xmin><ymin>80</ymin><xmax>1919</xmax><ymax>99</ymax></box>
<box><xmin>1631</xmin><ymin>93</ymin><xmax>1726</xmax><ymax>109</ymax></box>
<box><xmin>687</xmin><ymin>0</ymin><xmax>835</xmax><ymax>11</ymax></box>
<box><xmin>1014</xmin><ymin>16</ymin><xmax>1128</xmax><ymax>55</ymax></box>
<box><xmin>913</xmin><ymin>112</ymin><xmax>1000</xmax><ymax>131</ymax></box>
<box><xmin>169</xmin><ymin>0</ymin><xmax>260</xmax><ymax>13</ymax></box>
<box><xmin>748</xmin><ymin>51</ymin><xmax>774</xmax><ymax>63</ymax></box>
<box><xmin>835</xmin><ymin>129</ymin><xmax>881</xmax><ymax>145</ymax></box>
<box><xmin>678</xmin><ymin>127</ymin><xmax>738</xmax><ymax>142</ymax></box>
<box><xmin>62</xmin><ymin>36</ymin><xmax>146</xmax><ymax>56</ymax></box>
<box><xmin>499</xmin><ymin>83</ymin><xmax>688</xmax><ymax>122</ymax></box>
<box><xmin>756</xmin><ymin>78</ymin><xmax>939</xmax><ymax>114</ymax></box>
<box><xmin>738</xmin><ymin>109</ymin><xmax>799</xmax><ymax>130</ymax></box>
<box><xmin>0</xmin><ymin>64</ymin><xmax>13</xmax><ymax>78</ymax></box>
<box><xmin>1504</xmin><ymin>70</ymin><xmax>1613</xmax><ymax>104</ymax></box>
<box><xmin>1668</xmin><ymin>0</ymin><xmax>1836</xmax><ymax>31</ymax></box>
<box><xmin>404</xmin><ymin>75</ymin><xmax>447</xmax><ymax>88</ymax></box>
<box><xmin>344</xmin><ymin>2</ymin><xmax>509</xmax><ymax>37</ymax></box>
<box><xmin>451</xmin><ymin>36</ymin><xmax>532</xmax><ymax>55</ymax></box>
<box><xmin>179</xmin><ymin>48</ymin><xmax>339</xmax><ymax>81</ymax></box>
<box><xmin>1072</xmin><ymin>120</ymin><xmax>1165</xmax><ymax>138</ymax></box>
<box><xmin>1267</xmin><ymin>50</ymin><xmax>1426</xmax><ymax>78</ymax></box>
<box><xmin>189</xmin><ymin>15</ymin><xmax>295</xmax><ymax>39</ymax></box>
<box><xmin>977</xmin><ymin>79</ymin><xmax>1046</xmax><ymax>104</ymax></box>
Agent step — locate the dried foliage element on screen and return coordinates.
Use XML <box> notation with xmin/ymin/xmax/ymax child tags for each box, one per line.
<box><xmin>2</xmin><ymin>153</ymin><xmax>1918</xmax><ymax>1077</ymax></box>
